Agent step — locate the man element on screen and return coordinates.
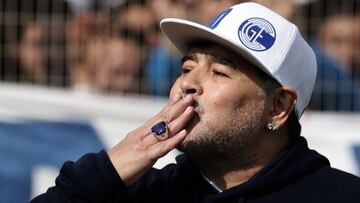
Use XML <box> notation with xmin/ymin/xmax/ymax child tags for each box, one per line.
<box><xmin>31</xmin><ymin>2</ymin><xmax>360</xmax><ymax>203</ymax></box>
<box><xmin>94</xmin><ymin>36</ymin><xmax>143</xmax><ymax>93</ymax></box>
<box><xmin>308</xmin><ymin>1</ymin><xmax>360</xmax><ymax>111</ymax></box>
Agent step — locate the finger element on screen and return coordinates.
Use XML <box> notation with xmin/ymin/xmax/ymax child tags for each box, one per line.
<box><xmin>159</xmin><ymin>94</ymin><xmax>194</xmax><ymax>124</ymax></box>
<box><xmin>141</xmin><ymin>92</ymin><xmax>185</xmax><ymax>129</ymax></box>
<box><xmin>153</xmin><ymin>92</ymin><xmax>183</xmax><ymax>118</ymax></box>
<box><xmin>141</xmin><ymin>128</ymin><xmax>162</xmax><ymax>145</ymax></box>
<box><xmin>142</xmin><ymin>105</ymin><xmax>194</xmax><ymax>144</ymax></box>
<box><xmin>167</xmin><ymin>106</ymin><xmax>194</xmax><ymax>136</ymax></box>
<box><xmin>148</xmin><ymin>129</ymin><xmax>187</xmax><ymax>158</ymax></box>
<box><xmin>170</xmin><ymin>91</ymin><xmax>182</xmax><ymax>104</ymax></box>
<box><xmin>140</xmin><ymin>95</ymin><xmax>194</xmax><ymax>136</ymax></box>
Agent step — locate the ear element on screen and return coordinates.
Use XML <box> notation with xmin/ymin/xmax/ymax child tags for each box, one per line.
<box><xmin>268</xmin><ymin>86</ymin><xmax>297</xmax><ymax>129</ymax></box>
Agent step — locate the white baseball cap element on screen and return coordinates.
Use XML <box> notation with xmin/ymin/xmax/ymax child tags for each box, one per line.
<box><xmin>160</xmin><ymin>2</ymin><xmax>317</xmax><ymax>119</ymax></box>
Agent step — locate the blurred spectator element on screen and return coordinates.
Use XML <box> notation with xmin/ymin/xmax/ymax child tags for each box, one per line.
<box><xmin>72</xmin><ymin>36</ymin><xmax>143</xmax><ymax>94</ymax></box>
<box><xmin>254</xmin><ymin>0</ymin><xmax>297</xmax><ymax>21</ymax></box>
<box><xmin>2</xmin><ymin>0</ymin><xmax>70</xmax><ymax>86</ymax></box>
<box><xmin>304</xmin><ymin>0</ymin><xmax>360</xmax><ymax>111</ymax></box>
<box><xmin>67</xmin><ymin>1</ymin><xmax>114</xmax><ymax>92</ymax></box>
<box><xmin>148</xmin><ymin>0</ymin><xmax>194</xmax><ymax>21</ymax></box>
<box><xmin>70</xmin><ymin>33</ymin><xmax>106</xmax><ymax>92</ymax></box>
<box><xmin>114</xmin><ymin>0</ymin><xmax>160</xmax><ymax>93</ymax></box>
<box><xmin>318</xmin><ymin>14</ymin><xmax>359</xmax><ymax>73</ymax></box>
<box><xmin>145</xmin><ymin>0</ymin><xmax>194</xmax><ymax>96</ymax></box>
<box><xmin>310</xmin><ymin>40</ymin><xmax>360</xmax><ymax>111</ymax></box>
<box><xmin>16</xmin><ymin>20</ymin><xmax>68</xmax><ymax>86</ymax></box>
<box><xmin>18</xmin><ymin>22</ymin><xmax>47</xmax><ymax>84</ymax></box>
<box><xmin>117</xmin><ymin>0</ymin><xmax>159</xmax><ymax>48</ymax></box>
<box><xmin>69</xmin><ymin>0</ymin><xmax>149</xmax><ymax>94</ymax></box>
<box><xmin>94</xmin><ymin>36</ymin><xmax>143</xmax><ymax>93</ymax></box>
<box><xmin>353</xmin><ymin>15</ymin><xmax>360</xmax><ymax>80</ymax></box>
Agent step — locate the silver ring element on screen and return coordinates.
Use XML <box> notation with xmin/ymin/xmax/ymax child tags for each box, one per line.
<box><xmin>151</xmin><ymin>121</ymin><xmax>168</xmax><ymax>141</ymax></box>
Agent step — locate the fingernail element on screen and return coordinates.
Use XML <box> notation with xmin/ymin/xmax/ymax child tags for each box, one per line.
<box><xmin>185</xmin><ymin>106</ymin><xmax>193</xmax><ymax>113</ymax></box>
<box><xmin>180</xmin><ymin>129</ymin><xmax>187</xmax><ymax>136</ymax></box>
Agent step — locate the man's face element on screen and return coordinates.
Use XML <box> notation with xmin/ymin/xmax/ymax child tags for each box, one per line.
<box><xmin>170</xmin><ymin>44</ymin><xmax>269</xmax><ymax>165</ymax></box>
<box><xmin>19</xmin><ymin>23</ymin><xmax>45</xmax><ymax>76</ymax></box>
<box><xmin>320</xmin><ymin>15</ymin><xmax>358</xmax><ymax>71</ymax></box>
<box><xmin>95</xmin><ymin>38</ymin><xmax>141</xmax><ymax>93</ymax></box>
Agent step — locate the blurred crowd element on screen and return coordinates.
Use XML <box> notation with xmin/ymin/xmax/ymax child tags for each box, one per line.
<box><xmin>1</xmin><ymin>0</ymin><xmax>360</xmax><ymax>111</ymax></box>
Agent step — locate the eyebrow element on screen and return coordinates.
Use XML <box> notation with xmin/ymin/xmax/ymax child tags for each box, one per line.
<box><xmin>208</xmin><ymin>54</ymin><xmax>237</xmax><ymax>70</ymax></box>
<box><xmin>180</xmin><ymin>55</ymin><xmax>194</xmax><ymax>65</ymax></box>
<box><xmin>180</xmin><ymin>53</ymin><xmax>238</xmax><ymax>70</ymax></box>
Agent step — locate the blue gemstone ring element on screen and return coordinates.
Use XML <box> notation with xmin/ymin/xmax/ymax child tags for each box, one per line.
<box><xmin>151</xmin><ymin>121</ymin><xmax>168</xmax><ymax>141</ymax></box>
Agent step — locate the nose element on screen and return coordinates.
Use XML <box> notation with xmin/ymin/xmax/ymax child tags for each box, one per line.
<box><xmin>180</xmin><ymin>70</ymin><xmax>203</xmax><ymax>96</ymax></box>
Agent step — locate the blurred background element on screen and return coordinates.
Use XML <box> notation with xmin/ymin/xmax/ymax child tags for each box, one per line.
<box><xmin>0</xmin><ymin>0</ymin><xmax>359</xmax><ymax>202</ymax></box>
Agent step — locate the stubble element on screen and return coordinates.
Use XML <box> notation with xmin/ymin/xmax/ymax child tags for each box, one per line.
<box><xmin>178</xmin><ymin>96</ymin><xmax>266</xmax><ymax>171</ymax></box>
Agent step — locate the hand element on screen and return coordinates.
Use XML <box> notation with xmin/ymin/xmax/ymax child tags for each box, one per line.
<box><xmin>108</xmin><ymin>93</ymin><xmax>194</xmax><ymax>185</ymax></box>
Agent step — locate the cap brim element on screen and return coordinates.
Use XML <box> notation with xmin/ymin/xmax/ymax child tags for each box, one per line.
<box><xmin>160</xmin><ymin>18</ymin><xmax>270</xmax><ymax>76</ymax></box>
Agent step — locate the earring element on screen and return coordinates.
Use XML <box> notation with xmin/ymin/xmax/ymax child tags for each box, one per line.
<box><xmin>266</xmin><ymin>123</ymin><xmax>277</xmax><ymax>131</ymax></box>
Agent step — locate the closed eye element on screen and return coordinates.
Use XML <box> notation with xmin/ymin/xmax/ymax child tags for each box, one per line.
<box><xmin>213</xmin><ymin>70</ymin><xmax>228</xmax><ymax>77</ymax></box>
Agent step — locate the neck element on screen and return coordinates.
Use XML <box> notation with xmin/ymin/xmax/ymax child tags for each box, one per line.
<box><xmin>197</xmin><ymin>131</ymin><xmax>289</xmax><ymax>191</ymax></box>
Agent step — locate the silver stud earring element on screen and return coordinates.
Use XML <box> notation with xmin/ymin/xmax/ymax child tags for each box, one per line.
<box><xmin>266</xmin><ymin>123</ymin><xmax>276</xmax><ymax>131</ymax></box>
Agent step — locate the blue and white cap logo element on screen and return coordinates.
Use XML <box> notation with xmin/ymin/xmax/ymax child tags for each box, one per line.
<box><xmin>208</xmin><ymin>8</ymin><xmax>233</xmax><ymax>29</ymax></box>
<box><xmin>238</xmin><ymin>18</ymin><xmax>276</xmax><ymax>52</ymax></box>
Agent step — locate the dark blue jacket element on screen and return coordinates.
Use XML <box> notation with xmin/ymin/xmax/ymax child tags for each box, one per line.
<box><xmin>31</xmin><ymin>137</ymin><xmax>360</xmax><ymax>203</ymax></box>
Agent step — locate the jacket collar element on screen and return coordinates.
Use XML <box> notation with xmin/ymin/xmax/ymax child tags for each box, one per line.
<box><xmin>176</xmin><ymin>136</ymin><xmax>330</xmax><ymax>198</ymax></box>
<box><xmin>218</xmin><ymin>136</ymin><xmax>330</xmax><ymax>197</ymax></box>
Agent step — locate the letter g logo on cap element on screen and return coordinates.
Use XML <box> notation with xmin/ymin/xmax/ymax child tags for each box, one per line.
<box><xmin>238</xmin><ymin>18</ymin><xmax>276</xmax><ymax>51</ymax></box>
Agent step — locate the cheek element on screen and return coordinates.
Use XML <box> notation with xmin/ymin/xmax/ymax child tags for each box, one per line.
<box><xmin>213</xmin><ymin>84</ymin><xmax>242</xmax><ymax>103</ymax></box>
<box><xmin>204</xmin><ymin>85</ymin><xmax>244</xmax><ymax>113</ymax></box>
